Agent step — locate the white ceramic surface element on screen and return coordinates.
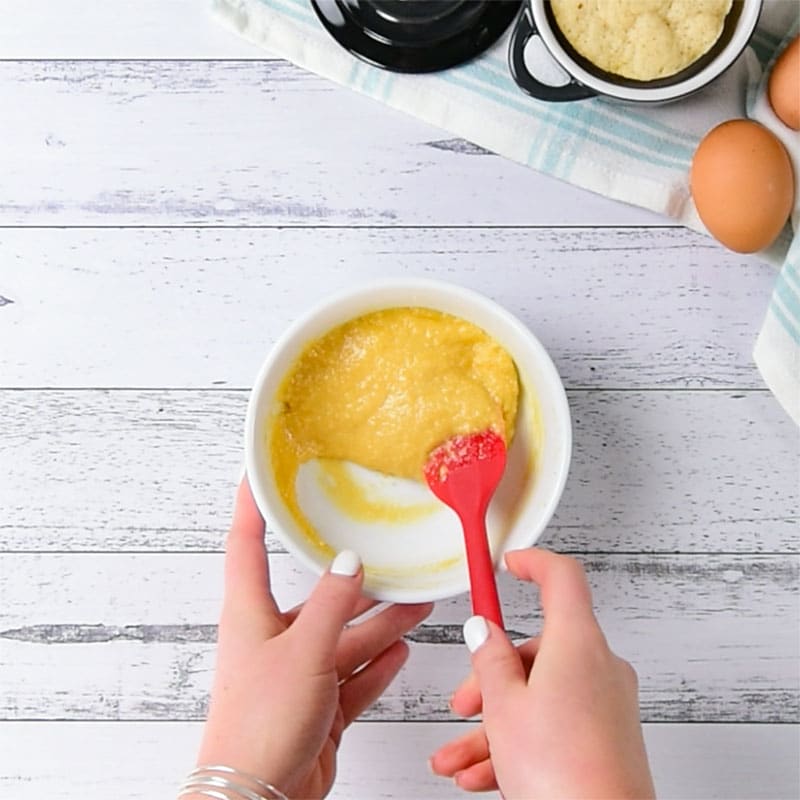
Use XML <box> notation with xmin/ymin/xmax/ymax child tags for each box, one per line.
<box><xmin>245</xmin><ymin>278</ymin><xmax>572</xmax><ymax>603</ymax></box>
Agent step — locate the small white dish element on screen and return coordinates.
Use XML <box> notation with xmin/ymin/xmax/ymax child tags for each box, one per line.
<box><xmin>245</xmin><ymin>278</ymin><xmax>572</xmax><ymax>603</ymax></box>
<box><xmin>510</xmin><ymin>0</ymin><xmax>762</xmax><ymax>104</ymax></box>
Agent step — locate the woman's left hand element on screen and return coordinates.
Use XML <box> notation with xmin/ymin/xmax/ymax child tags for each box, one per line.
<box><xmin>194</xmin><ymin>478</ymin><xmax>434</xmax><ymax>799</ymax></box>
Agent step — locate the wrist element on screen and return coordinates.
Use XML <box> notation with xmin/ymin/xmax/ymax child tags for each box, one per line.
<box><xmin>197</xmin><ymin>721</ymin><xmax>298</xmax><ymax>795</ymax></box>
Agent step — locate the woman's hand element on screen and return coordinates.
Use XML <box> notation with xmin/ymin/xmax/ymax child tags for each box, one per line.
<box><xmin>193</xmin><ymin>479</ymin><xmax>433</xmax><ymax>799</ymax></box>
<box><xmin>430</xmin><ymin>548</ymin><xmax>655</xmax><ymax>799</ymax></box>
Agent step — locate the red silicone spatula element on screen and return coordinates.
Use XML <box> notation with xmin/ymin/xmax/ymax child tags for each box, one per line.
<box><xmin>423</xmin><ymin>429</ymin><xmax>506</xmax><ymax>628</ymax></box>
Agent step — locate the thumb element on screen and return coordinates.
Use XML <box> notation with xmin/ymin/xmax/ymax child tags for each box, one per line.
<box><xmin>462</xmin><ymin>616</ymin><xmax>526</xmax><ymax>714</ymax></box>
<box><xmin>292</xmin><ymin>550</ymin><xmax>364</xmax><ymax>669</ymax></box>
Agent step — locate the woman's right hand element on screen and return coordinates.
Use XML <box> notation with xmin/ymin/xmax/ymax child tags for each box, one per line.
<box><xmin>430</xmin><ymin>549</ymin><xmax>656</xmax><ymax>799</ymax></box>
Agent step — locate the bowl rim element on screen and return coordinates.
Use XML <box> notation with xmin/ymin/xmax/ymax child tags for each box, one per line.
<box><xmin>530</xmin><ymin>0</ymin><xmax>762</xmax><ymax>102</ymax></box>
<box><xmin>244</xmin><ymin>277</ymin><xmax>573</xmax><ymax>602</ymax></box>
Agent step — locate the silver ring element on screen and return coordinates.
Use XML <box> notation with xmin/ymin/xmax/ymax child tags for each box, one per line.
<box><xmin>180</xmin><ymin>775</ymin><xmax>265</xmax><ymax>800</ymax></box>
<box><xmin>181</xmin><ymin>766</ymin><xmax>289</xmax><ymax>800</ymax></box>
<box><xmin>177</xmin><ymin>789</ymin><xmax>231</xmax><ymax>800</ymax></box>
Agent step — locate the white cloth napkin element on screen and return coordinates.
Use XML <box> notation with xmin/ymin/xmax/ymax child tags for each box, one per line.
<box><xmin>749</xmin><ymin>23</ymin><xmax>800</xmax><ymax>427</ymax></box>
<box><xmin>213</xmin><ymin>0</ymin><xmax>800</xmax><ymax>424</ymax></box>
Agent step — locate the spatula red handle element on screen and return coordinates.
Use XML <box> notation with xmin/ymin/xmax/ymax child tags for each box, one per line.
<box><xmin>461</xmin><ymin>511</ymin><xmax>504</xmax><ymax>629</ymax></box>
<box><xmin>424</xmin><ymin>430</ymin><xmax>507</xmax><ymax>630</ymax></box>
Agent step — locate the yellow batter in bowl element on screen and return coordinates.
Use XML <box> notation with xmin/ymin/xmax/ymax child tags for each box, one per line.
<box><xmin>270</xmin><ymin>307</ymin><xmax>520</xmax><ymax>548</ymax></box>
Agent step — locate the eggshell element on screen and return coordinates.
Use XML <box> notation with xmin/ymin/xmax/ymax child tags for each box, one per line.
<box><xmin>690</xmin><ymin>119</ymin><xmax>795</xmax><ymax>253</ymax></box>
<box><xmin>768</xmin><ymin>35</ymin><xmax>800</xmax><ymax>131</ymax></box>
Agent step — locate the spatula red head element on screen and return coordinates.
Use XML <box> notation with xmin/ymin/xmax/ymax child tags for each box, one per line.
<box><xmin>424</xmin><ymin>429</ymin><xmax>507</xmax><ymax>512</ymax></box>
<box><xmin>424</xmin><ymin>429</ymin><xmax>507</xmax><ymax>628</ymax></box>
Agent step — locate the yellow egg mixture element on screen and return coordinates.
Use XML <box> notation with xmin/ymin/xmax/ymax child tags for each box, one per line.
<box><xmin>551</xmin><ymin>0</ymin><xmax>733</xmax><ymax>81</ymax></box>
<box><xmin>270</xmin><ymin>307</ymin><xmax>520</xmax><ymax>550</ymax></box>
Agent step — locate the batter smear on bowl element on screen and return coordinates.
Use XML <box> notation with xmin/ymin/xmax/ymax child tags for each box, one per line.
<box><xmin>269</xmin><ymin>307</ymin><xmax>519</xmax><ymax>547</ymax></box>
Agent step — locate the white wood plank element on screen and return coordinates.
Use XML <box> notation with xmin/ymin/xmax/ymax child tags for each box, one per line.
<box><xmin>0</xmin><ymin>60</ymin><xmax>670</xmax><ymax>227</ymax></box>
<box><xmin>0</xmin><ymin>0</ymin><xmax>268</xmax><ymax>59</ymax></box>
<box><xmin>1</xmin><ymin>721</ymin><xmax>798</xmax><ymax>800</ymax></box>
<box><xmin>0</xmin><ymin>722</ymin><xmax>800</xmax><ymax>800</ymax></box>
<box><xmin>1</xmin><ymin>390</ymin><xmax>794</xmax><ymax>553</ymax></box>
<box><xmin>0</xmin><ymin>552</ymin><xmax>796</xmax><ymax>722</ymax></box>
<box><xmin>0</xmin><ymin>227</ymin><xmax>776</xmax><ymax>389</ymax></box>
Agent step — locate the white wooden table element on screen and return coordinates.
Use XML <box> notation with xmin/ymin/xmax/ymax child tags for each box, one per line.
<box><xmin>1</xmin><ymin>2</ymin><xmax>798</xmax><ymax>798</ymax></box>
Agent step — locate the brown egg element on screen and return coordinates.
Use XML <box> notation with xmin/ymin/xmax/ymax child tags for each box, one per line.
<box><xmin>768</xmin><ymin>35</ymin><xmax>800</xmax><ymax>131</ymax></box>
<box><xmin>690</xmin><ymin>119</ymin><xmax>795</xmax><ymax>253</ymax></box>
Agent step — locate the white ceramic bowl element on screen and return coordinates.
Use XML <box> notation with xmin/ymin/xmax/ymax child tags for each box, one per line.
<box><xmin>510</xmin><ymin>0</ymin><xmax>762</xmax><ymax>103</ymax></box>
<box><xmin>245</xmin><ymin>278</ymin><xmax>572</xmax><ymax>603</ymax></box>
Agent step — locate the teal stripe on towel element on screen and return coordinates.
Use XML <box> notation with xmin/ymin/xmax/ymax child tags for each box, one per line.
<box><xmin>774</xmin><ymin>277</ymin><xmax>800</xmax><ymax>326</ymax></box>
<box><xmin>770</xmin><ymin>247</ymin><xmax>800</xmax><ymax>343</ymax></box>
<box><xmin>452</xmin><ymin>57</ymin><xmax>696</xmax><ymax>163</ymax></box>
<box><xmin>439</xmin><ymin>69</ymin><xmax>689</xmax><ymax>170</ymax></box>
<box><xmin>268</xmin><ymin>0</ymin><xmax>314</xmax><ymax>26</ymax></box>
<box><xmin>769</xmin><ymin>295</ymin><xmax>800</xmax><ymax>346</ymax></box>
<box><xmin>460</xmin><ymin>53</ymin><xmax>701</xmax><ymax>146</ymax></box>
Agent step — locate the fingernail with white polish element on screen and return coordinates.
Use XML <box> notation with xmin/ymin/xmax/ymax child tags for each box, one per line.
<box><xmin>463</xmin><ymin>615</ymin><xmax>489</xmax><ymax>653</ymax></box>
<box><xmin>238</xmin><ymin>462</ymin><xmax>247</xmax><ymax>485</ymax></box>
<box><xmin>330</xmin><ymin>549</ymin><xmax>361</xmax><ymax>577</ymax></box>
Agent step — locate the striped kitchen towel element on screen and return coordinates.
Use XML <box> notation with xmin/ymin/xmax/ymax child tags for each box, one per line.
<box><xmin>212</xmin><ymin>0</ymin><xmax>800</xmax><ymax>425</ymax></box>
